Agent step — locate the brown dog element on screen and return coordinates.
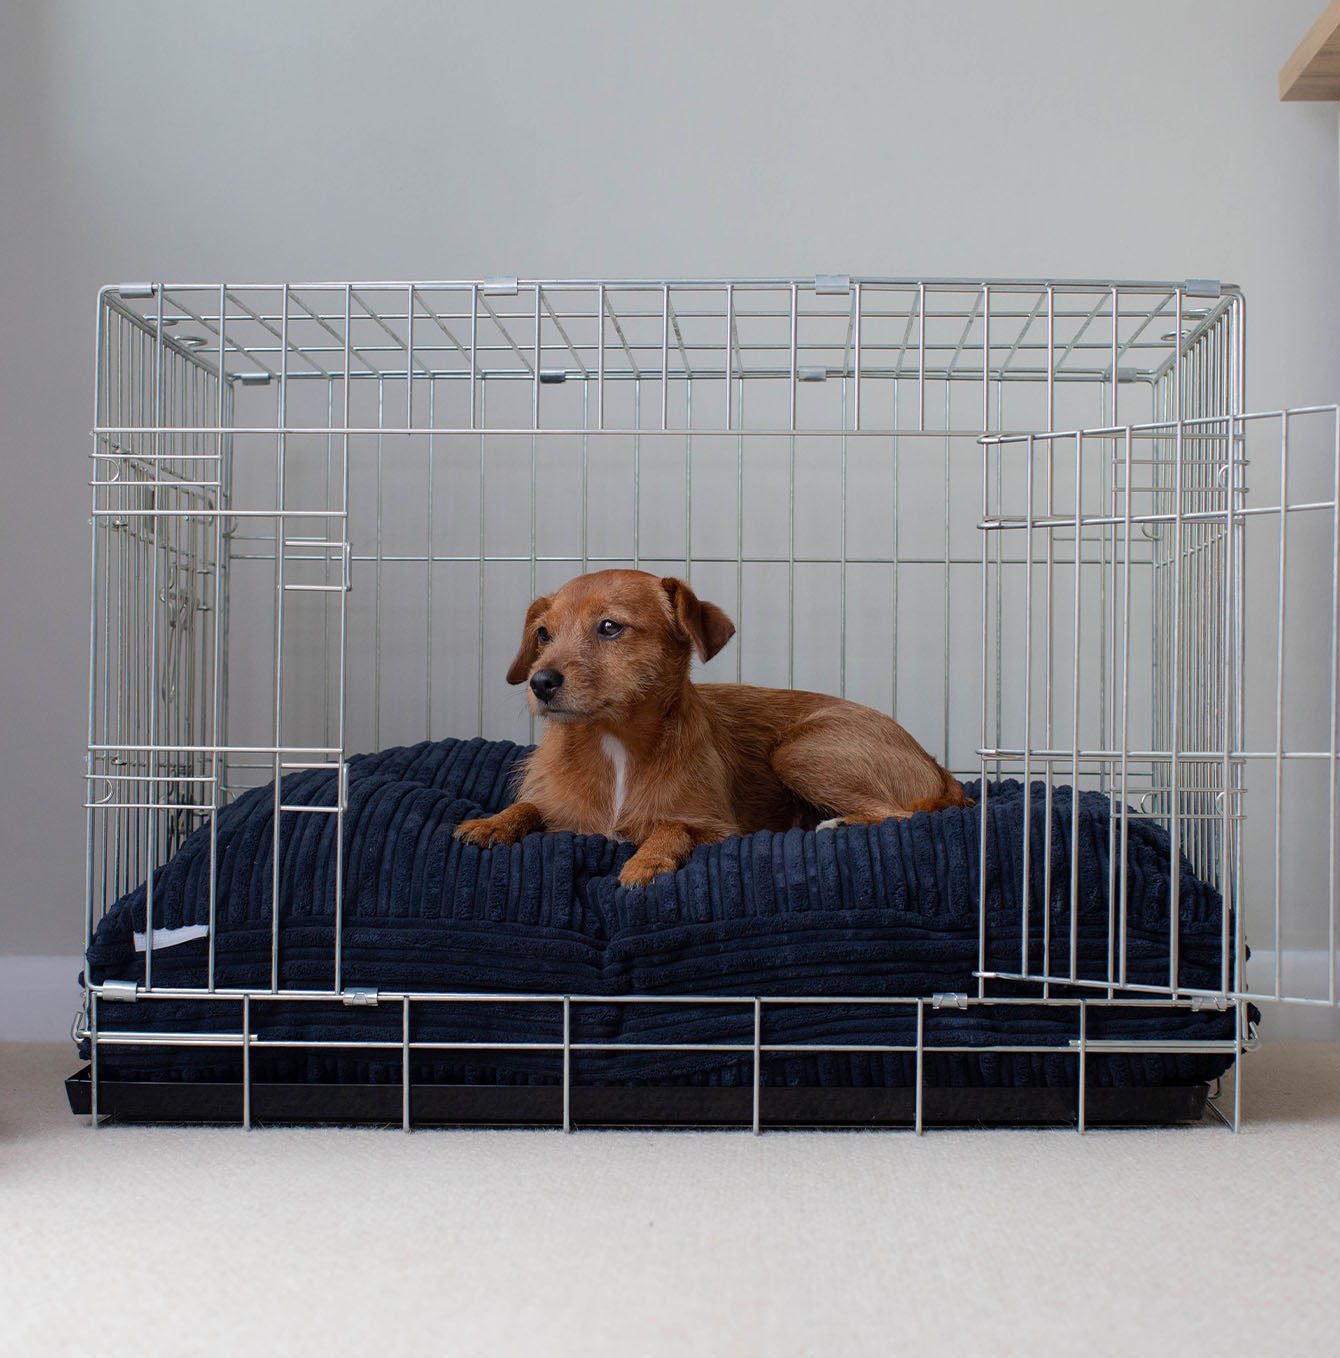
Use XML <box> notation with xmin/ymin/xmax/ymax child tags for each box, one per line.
<box><xmin>454</xmin><ymin>570</ymin><xmax>972</xmax><ymax>888</ymax></box>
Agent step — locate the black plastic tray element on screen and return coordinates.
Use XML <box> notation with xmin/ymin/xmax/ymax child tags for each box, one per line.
<box><xmin>65</xmin><ymin>1067</ymin><xmax>1211</xmax><ymax>1129</ymax></box>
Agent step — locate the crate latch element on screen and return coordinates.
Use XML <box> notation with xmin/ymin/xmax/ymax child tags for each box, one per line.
<box><xmin>100</xmin><ymin>979</ymin><xmax>139</xmax><ymax>1003</ymax></box>
<box><xmin>932</xmin><ymin>991</ymin><xmax>968</xmax><ymax>1010</ymax></box>
<box><xmin>342</xmin><ymin>986</ymin><xmax>380</xmax><ymax>1007</ymax></box>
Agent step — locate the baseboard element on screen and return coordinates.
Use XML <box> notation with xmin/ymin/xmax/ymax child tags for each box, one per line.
<box><xmin>3</xmin><ymin>952</ymin><xmax>1336</xmax><ymax>1043</ymax></box>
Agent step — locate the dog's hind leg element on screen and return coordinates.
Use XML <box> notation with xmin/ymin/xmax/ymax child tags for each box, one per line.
<box><xmin>770</xmin><ymin>706</ymin><xmax>968</xmax><ymax>826</ymax></box>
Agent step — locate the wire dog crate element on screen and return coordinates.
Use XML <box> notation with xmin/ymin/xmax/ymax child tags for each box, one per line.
<box><xmin>77</xmin><ymin>277</ymin><xmax>1340</xmax><ymax>1131</ymax></box>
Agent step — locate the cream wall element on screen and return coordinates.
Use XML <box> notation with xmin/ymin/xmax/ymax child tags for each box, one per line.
<box><xmin>1</xmin><ymin>1</ymin><xmax>1335</xmax><ymax>1000</ymax></box>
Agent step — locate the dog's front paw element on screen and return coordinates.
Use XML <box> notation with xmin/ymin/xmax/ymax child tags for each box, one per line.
<box><xmin>617</xmin><ymin>853</ymin><xmax>678</xmax><ymax>889</ymax></box>
<box><xmin>454</xmin><ymin>815</ymin><xmax>518</xmax><ymax>848</ymax></box>
<box><xmin>454</xmin><ymin>801</ymin><xmax>544</xmax><ymax>848</ymax></box>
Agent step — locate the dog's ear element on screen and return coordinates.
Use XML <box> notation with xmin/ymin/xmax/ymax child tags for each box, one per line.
<box><xmin>660</xmin><ymin>577</ymin><xmax>735</xmax><ymax>663</ymax></box>
<box><xmin>506</xmin><ymin>595</ymin><xmax>552</xmax><ymax>684</ymax></box>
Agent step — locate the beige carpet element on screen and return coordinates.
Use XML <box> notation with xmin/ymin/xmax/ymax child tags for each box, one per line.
<box><xmin>4</xmin><ymin>1042</ymin><xmax>1339</xmax><ymax>1357</ymax></box>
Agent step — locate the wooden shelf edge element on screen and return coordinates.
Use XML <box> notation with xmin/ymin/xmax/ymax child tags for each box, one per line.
<box><xmin>1281</xmin><ymin>1</ymin><xmax>1340</xmax><ymax>101</ymax></box>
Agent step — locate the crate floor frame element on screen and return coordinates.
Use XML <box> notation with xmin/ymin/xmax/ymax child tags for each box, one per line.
<box><xmin>74</xmin><ymin>987</ymin><xmax>1249</xmax><ymax>1134</ymax></box>
<box><xmin>64</xmin><ymin>1068</ymin><xmax>1216</xmax><ymax>1131</ymax></box>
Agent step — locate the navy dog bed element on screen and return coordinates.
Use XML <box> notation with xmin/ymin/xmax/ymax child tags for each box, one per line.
<box><xmin>84</xmin><ymin>737</ymin><xmax>1241</xmax><ymax>1090</ymax></box>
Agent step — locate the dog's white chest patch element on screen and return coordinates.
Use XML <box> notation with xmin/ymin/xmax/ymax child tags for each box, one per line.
<box><xmin>600</xmin><ymin>733</ymin><xmax>630</xmax><ymax>833</ymax></box>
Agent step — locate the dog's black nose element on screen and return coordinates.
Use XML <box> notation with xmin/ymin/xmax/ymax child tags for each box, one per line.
<box><xmin>530</xmin><ymin>668</ymin><xmax>564</xmax><ymax>702</ymax></box>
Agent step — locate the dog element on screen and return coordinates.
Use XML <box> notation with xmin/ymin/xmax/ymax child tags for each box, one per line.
<box><xmin>454</xmin><ymin>570</ymin><xmax>972</xmax><ymax>888</ymax></box>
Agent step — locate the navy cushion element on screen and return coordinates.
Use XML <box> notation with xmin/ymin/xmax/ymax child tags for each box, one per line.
<box><xmin>84</xmin><ymin>737</ymin><xmax>1240</xmax><ymax>1089</ymax></box>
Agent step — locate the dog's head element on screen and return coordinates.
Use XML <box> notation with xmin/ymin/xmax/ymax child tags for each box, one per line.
<box><xmin>506</xmin><ymin>570</ymin><xmax>735</xmax><ymax>722</ymax></box>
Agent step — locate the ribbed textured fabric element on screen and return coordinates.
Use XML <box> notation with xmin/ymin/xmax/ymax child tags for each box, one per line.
<box><xmin>84</xmin><ymin>737</ymin><xmax>1241</xmax><ymax>1088</ymax></box>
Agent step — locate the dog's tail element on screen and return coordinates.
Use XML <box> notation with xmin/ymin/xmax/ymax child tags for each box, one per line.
<box><xmin>905</xmin><ymin>768</ymin><xmax>976</xmax><ymax>815</ymax></box>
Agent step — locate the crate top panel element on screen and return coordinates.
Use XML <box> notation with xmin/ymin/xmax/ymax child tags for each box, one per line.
<box><xmin>101</xmin><ymin>278</ymin><xmax>1239</xmax><ymax>390</ymax></box>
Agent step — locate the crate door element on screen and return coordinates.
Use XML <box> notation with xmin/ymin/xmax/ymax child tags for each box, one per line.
<box><xmin>977</xmin><ymin>410</ymin><xmax>1340</xmax><ymax>1008</ymax></box>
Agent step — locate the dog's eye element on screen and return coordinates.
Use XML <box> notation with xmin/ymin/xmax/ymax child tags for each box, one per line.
<box><xmin>536</xmin><ymin>627</ymin><xmax>551</xmax><ymax>645</ymax></box>
<box><xmin>596</xmin><ymin>619</ymin><xmax>624</xmax><ymax>639</ymax></box>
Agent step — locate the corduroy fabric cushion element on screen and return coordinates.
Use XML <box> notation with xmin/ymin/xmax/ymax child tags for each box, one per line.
<box><xmin>84</xmin><ymin>737</ymin><xmax>1240</xmax><ymax>1088</ymax></box>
